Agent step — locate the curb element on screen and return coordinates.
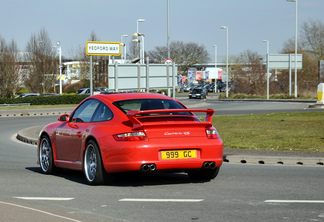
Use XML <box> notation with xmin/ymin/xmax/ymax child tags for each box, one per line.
<box><xmin>223</xmin><ymin>155</ymin><xmax>324</xmax><ymax>167</ymax></box>
<box><xmin>309</xmin><ymin>104</ymin><xmax>324</xmax><ymax>108</ymax></box>
<box><xmin>16</xmin><ymin>126</ymin><xmax>41</xmax><ymax>145</ymax></box>
<box><xmin>0</xmin><ymin>110</ymin><xmax>71</xmax><ymax>118</ymax></box>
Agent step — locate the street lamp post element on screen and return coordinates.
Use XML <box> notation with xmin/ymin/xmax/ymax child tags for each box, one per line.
<box><xmin>167</xmin><ymin>0</ymin><xmax>170</xmax><ymax>59</ymax></box>
<box><xmin>54</xmin><ymin>41</ymin><xmax>62</xmax><ymax>94</ymax></box>
<box><xmin>263</xmin><ymin>40</ymin><xmax>270</xmax><ymax>100</ymax></box>
<box><xmin>137</xmin><ymin>19</ymin><xmax>145</xmax><ymax>64</ymax></box>
<box><xmin>121</xmin><ymin>34</ymin><xmax>128</xmax><ymax>63</ymax></box>
<box><xmin>213</xmin><ymin>45</ymin><xmax>217</xmax><ymax>93</ymax></box>
<box><xmin>140</xmin><ymin>34</ymin><xmax>145</xmax><ymax>64</ymax></box>
<box><xmin>221</xmin><ymin>26</ymin><xmax>229</xmax><ymax>97</ymax></box>
<box><xmin>287</xmin><ymin>0</ymin><xmax>298</xmax><ymax>98</ymax></box>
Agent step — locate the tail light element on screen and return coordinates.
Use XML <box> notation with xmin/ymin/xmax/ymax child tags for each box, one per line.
<box><xmin>113</xmin><ymin>131</ymin><xmax>148</xmax><ymax>141</ymax></box>
<box><xmin>206</xmin><ymin>129</ymin><xmax>220</xmax><ymax>139</ymax></box>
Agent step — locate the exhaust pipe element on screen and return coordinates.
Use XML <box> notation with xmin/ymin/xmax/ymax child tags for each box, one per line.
<box><xmin>203</xmin><ymin>162</ymin><xmax>210</xmax><ymax>169</ymax></box>
<box><xmin>202</xmin><ymin>161</ymin><xmax>216</xmax><ymax>169</ymax></box>
<box><xmin>149</xmin><ymin>164</ymin><xmax>156</xmax><ymax>171</ymax></box>
<box><xmin>140</xmin><ymin>163</ymin><xmax>156</xmax><ymax>172</ymax></box>
<box><xmin>209</xmin><ymin>162</ymin><xmax>216</xmax><ymax>169</ymax></box>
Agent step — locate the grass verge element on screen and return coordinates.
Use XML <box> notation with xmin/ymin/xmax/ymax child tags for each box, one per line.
<box><xmin>212</xmin><ymin>112</ymin><xmax>324</xmax><ymax>152</ymax></box>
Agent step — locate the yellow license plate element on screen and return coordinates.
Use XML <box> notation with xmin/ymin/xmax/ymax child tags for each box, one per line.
<box><xmin>161</xmin><ymin>150</ymin><xmax>197</xmax><ymax>160</ymax></box>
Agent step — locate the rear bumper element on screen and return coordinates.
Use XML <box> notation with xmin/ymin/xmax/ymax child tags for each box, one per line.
<box><xmin>98</xmin><ymin>133</ymin><xmax>223</xmax><ymax>173</ymax></box>
<box><xmin>104</xmin><ymin>157</ymin><xmax>223</xmax><ymax>173</ymax></box>
<box><xmin>100</xmin><ymin>141</ymin><xmax>223</xmax><ymax>173</ymax></box>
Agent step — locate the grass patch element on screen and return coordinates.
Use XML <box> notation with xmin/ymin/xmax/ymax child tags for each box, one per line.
<box><xmin>212</xmin><ymin>112</ymin><xmax>324</xmax><ymax>152</ymax></box>
<box><xmin>218</xmin><ymin>93</ymin><xmax>316</xmax><ymax>100</ymax></box>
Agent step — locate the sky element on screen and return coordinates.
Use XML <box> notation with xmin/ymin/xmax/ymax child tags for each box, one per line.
<box><xmin>1</xmin><ymin>0</ymin><xmax>323</xmax><ymax>61</ymax></box>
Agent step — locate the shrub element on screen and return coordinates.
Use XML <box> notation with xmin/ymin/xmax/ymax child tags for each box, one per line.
<box><xmin>0</xmin><ymin>95</ymin><xmax>89</xmax><ymax>105</ymax></box>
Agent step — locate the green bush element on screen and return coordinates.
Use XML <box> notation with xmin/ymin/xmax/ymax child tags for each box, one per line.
<box><xmin>0</xmin><ymin>94</ymin><xmax>89</xmax><ymax>105</ymax></box>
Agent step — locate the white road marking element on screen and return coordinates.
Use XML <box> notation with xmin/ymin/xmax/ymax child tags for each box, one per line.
<box><xmin>119</xmin><ymin>198</ymin><xmax>204</xmax><ymax>202</ymax></box>
<box><xmin>0</xmin><ymin>201</ymin><xmax>82</xmax><ymax>222</ymax></box>
<box><xmin>14</xmin><ymin>197</ymin><xmax>74</xmax><ymax>201</ymax></box>
<box><xmin>265</xmin><ymin>200</ymin><xmax>324</xmax><ymax>204</ymax></box>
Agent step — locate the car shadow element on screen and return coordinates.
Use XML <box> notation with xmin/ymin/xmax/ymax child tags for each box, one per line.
<box><xmin>26</xmin><ymin>167</ymin><xmax>211</xmax><ymax>186</ymax></box>
<box><xmin>26</xmin><ymin>167</ymin><xmax>89</xmax><ymax>185</ymax></box>
<box><xmin>108</xmin><ymin>172</ymin><xmax>211</xmax><ymax>187</ymax></box>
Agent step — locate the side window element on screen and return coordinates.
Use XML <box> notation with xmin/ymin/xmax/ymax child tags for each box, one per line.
<box><xmin>71</xmin><ymin>99</ymin><xmax>100</xmax><ymax>122</ymax></box>
<box><xmin>91</xmin><ymin>102</ymin><xmax>113</xmax><ymax>122</ymax></box>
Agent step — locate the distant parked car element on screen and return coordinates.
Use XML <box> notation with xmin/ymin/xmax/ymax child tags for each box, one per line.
<box><xmin>96</xmin><ymin>87</ymin><xmax>109</xmax><ymax>92</ymax></box>
<box><xmin>77</xmin><ymin>88</ymin><xmax>90</xmax><ymax>95</ymax></box>
<box><xmin>39</xmin><ymin>93</ymin><xmax>61</xmax><ymax>97</ymax></box>
<box><xmin>189</xmin><ymin>88</ymin><xmax>207</xmax><ymax>99</ymax></box>
<box><xmin>17</xmin><ymin>93</ymin><xmax>40</xmax><ymax>98</ymax></box>
<box><xmin>183</xmin><ymin>85</ymin><xmax>191</xmax><ymax>92</ymax></box>
<box><xmin>96</xmin><ymin>87</ymin><xmax>114</xmax><ymax>94</ymax></box>
<box><xmin>207</xmin><ymin>84</ymin><xmax>215</xmax><ymax>92</ymax></box>
<box><xmin>78</xmin><ymin>87</ymin><xmax>112</xmax><ymax>95</ymax></box>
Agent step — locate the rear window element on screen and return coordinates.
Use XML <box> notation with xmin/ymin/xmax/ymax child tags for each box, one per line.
<box><xmin>113</xmin><ymin>99</ymin><xmax>191</xmax><ymax>115</ymax></box>
<box><xmin>192</xmin><ymin>88</ymin><xmax>203</xmax><ymax>92</ymax></box>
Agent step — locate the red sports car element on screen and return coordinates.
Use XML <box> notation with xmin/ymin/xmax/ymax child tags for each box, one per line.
<box><xmin>37</xmin><ymin>93</ymin><xmax>223</xmax><ymax>185</ymax></box>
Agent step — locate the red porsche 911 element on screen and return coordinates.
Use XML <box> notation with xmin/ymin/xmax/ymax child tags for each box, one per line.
<box><xmin>37</xmin><ymin>93</ymin><xmax>223</xmax><ymax>185</ymax></box>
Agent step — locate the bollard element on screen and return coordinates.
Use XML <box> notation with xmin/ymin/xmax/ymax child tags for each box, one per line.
<box><xmin>317</xmin><ymin>83</ymin><xmax>324</xmax><ymax>104</ymax></box>
<box><xmin>309</xmin><ymin>83</ymin><xmax>324</xmax><ymax>108</ymax></box>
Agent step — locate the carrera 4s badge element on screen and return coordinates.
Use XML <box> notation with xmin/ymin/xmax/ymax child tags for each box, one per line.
<box><xmin>164</xmin><ymin>131</ymin><xmax>190</xmax><ymax>136</ymax></box>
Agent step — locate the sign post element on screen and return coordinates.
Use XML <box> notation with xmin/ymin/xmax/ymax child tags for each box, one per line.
<box><xmin>86</xmin><ymin>41</ymin><xmax>121</xmax><ymax>95</ymax></box>
<box><xmin>268</xmin><ymin>54</ymin><xmax>302</xmax><ymax>97</ymax></box>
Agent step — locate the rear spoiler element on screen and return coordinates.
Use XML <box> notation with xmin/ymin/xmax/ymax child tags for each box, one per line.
<box><xmin>126</xmin><ymin>109</ymin><xmax>215</xmax><ymax>130</ymax></box>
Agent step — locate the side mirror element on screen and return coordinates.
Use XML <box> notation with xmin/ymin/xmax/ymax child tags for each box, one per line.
<box><xmin>58</xmin><ymin>114</ymin><xmax>69</xmax><ymax>122</ymax></box>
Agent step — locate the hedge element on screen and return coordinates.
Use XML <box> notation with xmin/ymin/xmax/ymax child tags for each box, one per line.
<box><xmin>0</xmin><ymin>94</ymin><xmax>89</xmax><ymax>106</ymax></box>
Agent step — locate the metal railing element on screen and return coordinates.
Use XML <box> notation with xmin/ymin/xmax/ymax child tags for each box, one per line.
<box><xmin>0</xmin><ymin>103</ymin><xmax>30</xmax><ymax>107</ymax></box>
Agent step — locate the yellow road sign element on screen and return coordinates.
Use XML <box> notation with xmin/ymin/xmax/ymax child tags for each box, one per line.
<box><xmin>86</xmin><ymin>41</ymin><xmax>121</xmax><ymax>56</ymax></box>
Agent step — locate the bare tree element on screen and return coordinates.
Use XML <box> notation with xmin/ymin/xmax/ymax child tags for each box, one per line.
<box><xmin>72</xmin><ymin>31</ymin><xmax>108</xmax><ymax>89</ymax></box>
<box><xmin>300</xmin><ymin>19</ymin><xmax>324</xmax><ymax>60</ymax></box>
<box><xmin>147</xmin><ymin>41</ymin><xmax>210</xmax><ymax>75</ymax></box>
<box><xmin>281</xmin><ymin>19</ymin><xmax>321</xmax><ymax>96</ymax></box>
<box><xmin>231</xmin><ymin>50</ymin><xmax>266</xmax><ymax>95</ymax></box>
<box><xmin>0</xmin><ymin>37</ymin><xmax>20</xmax><ymax>97</ymax></box>
<box><xmin>72</xmin><ymin>43</ymin><xmax>90</xmax><ymax>81</ymax></box>
<box><xmin>128</xmin><ymin>35</ymin><xmax>139</xmax><ymax>62</ymax></box>
<box><xmin>24</xmin><ymin>28</ymin><xmax>57</xmax><ymax>93</ymax></box>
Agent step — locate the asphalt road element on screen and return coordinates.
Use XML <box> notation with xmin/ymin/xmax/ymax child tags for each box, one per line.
<box><xmin>1</xmin><ymin>99</ymin><xmax>324</xmax><ymax>221</ymax></box>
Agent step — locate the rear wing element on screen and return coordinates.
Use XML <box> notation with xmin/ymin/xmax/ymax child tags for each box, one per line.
<box><xmin>126</xmin><ymin>109</ymin><xmax>215</xmax><ymax>130</ymax></box>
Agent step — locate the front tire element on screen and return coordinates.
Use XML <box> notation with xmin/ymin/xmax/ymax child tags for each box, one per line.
<box><xmin>84</xmin><ymin>140</ymin><xmax>105</xmax><ymax>185</ymax></box>
<box><xmin>39</xmin><ymin>135</ymin><xmax>57</xmax><ymax>174</ymax></box>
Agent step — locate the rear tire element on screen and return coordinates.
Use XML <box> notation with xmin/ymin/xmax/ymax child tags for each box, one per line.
<box><xmin>188</xmin><ymin>167</ymin><xmax>220</xmax><ymax>180</ymax></box>
<box><xmin>84</xmin><ymin>140</ymin><xmax>105</xmax><ymax>185</ymax></box>
<box><xmin>39</xmin><ymin>135</ymin><xmax>57</xmax><ymax>174</ymax></box>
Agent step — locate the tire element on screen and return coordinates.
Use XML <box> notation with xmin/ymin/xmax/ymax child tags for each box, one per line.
<box><xmin>188</xmin><ymin>167</ymin><xmax>220</xmax><ymax>180</ymax></box>
<box><xmin>39</xmin><ymin>135</ymin><xmax>57</xmax><ymax>174</ymax></box>
<box><xmin>84</xmin><ymin>140</ymin><xmax>105</xmax><ymax>185</ymax></box>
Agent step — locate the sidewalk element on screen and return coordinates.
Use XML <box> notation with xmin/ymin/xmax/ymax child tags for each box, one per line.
<box><xmin>16</xmin><ymin>125</ymin><xmax>324</xmax><ymax>167</ymax></box>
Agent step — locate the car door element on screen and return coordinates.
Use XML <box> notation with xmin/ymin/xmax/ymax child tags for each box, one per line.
<box><xmin>55</xmin><ymin>99</ymin><xmax>100</xmax><ymax>162</ymax></box>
